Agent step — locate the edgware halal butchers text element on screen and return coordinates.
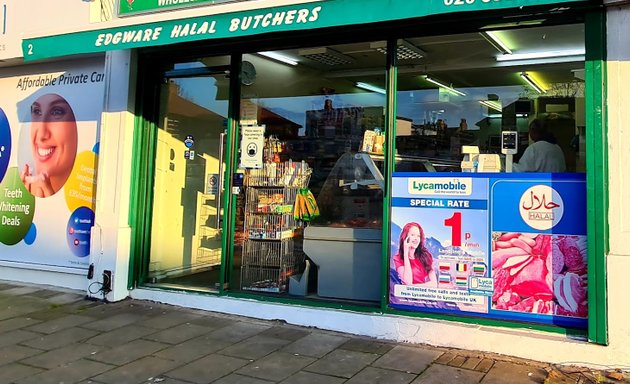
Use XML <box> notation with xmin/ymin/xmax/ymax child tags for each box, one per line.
<box><xmin>94</xmin><ymin>6</ymin><xmax>321</xmax><ymax>48</ymax></box>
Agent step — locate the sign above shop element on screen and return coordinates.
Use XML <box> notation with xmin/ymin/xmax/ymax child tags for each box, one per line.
<box><xmin>119</xmin><ymin>0</ymin><xmax>254</xmax><ymax>17</ymax></box>
<box><xmin>23</xmin><ymin>0</ymin><xmax>591</xmax><ymax>61</ymax></box>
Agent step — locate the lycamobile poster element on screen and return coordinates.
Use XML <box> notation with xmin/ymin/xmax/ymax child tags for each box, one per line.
<box><xmin>0</xmin><ymin>58</ymin><xmax>104</xmax><ymax>270</ymax></box>
<box><xmin>389</xmin><ymin>173</ymin><xmax>587</xmax><ymax>329</ymax></box>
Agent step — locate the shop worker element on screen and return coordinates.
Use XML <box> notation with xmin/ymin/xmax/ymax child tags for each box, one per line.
<box><xmin>512</xmin><ymin>118</ymin><xmax>566</xmax><ymax>173</ymax></box>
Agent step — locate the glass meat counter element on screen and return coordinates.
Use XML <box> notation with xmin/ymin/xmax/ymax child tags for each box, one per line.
<box><xmin>303</xmin><ymin>152</ymin><xmax>385</xmax><ymax>302</ymax></box>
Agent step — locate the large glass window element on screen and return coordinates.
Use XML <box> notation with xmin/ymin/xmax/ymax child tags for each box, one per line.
<box><xmin>390</xmin><ymin>24</ymin><xmax>589</xmax><ymax>329</ymax></box>
<box><xmin>395</xmin><ymin>25</ymin><xmax>586</xmax><ymax>173</ymax></box>
<box><xmin>234</xmin><ymin>42</ymin><xmax>387</xmax><ymax>304</ymax></box>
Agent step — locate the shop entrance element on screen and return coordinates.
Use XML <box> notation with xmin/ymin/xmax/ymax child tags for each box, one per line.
<box><xmin>146</xmin><ymin>60</ymin><xmax>232</xmax><ymax>291</ymax></box>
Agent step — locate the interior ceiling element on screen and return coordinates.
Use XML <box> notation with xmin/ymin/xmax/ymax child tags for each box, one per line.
<box><xmin>256</xmin><ymin>23</ymin><xmax>586</xmax><ymax>92</ymax></box>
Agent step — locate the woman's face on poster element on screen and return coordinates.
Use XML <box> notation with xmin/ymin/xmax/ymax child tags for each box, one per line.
<box><xmin>30</xmin><ymin>94</ymin><xmax>78</xmax><ymax>182</ymax></box>
<box><xmin>407</xmin><ymin>225</ymin><xmax>421</xmax><ymax>248</ymax></box>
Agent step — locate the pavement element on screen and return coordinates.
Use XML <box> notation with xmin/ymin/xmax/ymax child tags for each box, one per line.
<box><xmin>0</xmin><ymin>281</ymin><xmax>627</xmax><ymax>384</ymax></box>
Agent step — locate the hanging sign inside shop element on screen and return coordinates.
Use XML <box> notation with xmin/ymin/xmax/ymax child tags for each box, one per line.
<box><xmin>120</xmin><ymin>0</ymin><xmax>249</xmax><ymax>16</ymax></box>
<box><xmin>22</xmin><ymin>0</ymin><xmax>588</xmax><ymax>61</ymax></box>
<box><xmin>389</xmin><ymin>172</ymin><xmax>587</xmax><ymax>329</ymax></box>
<box><xmin>206</xmin><ymin>173</ymin><xmax>219</xmax><ymax>194</ymax></box>
<box><xmin>239</xmin><ymin>125</ymin><xmax>265</xmax><ymax>169</ymax></box>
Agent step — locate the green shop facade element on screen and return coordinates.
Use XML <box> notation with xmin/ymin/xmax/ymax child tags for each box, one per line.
<box><xmin>18</xmin><ymin>0</ymin><xmax>629</xmax><ymax>366</ymax></box>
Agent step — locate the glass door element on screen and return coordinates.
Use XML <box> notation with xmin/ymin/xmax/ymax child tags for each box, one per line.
<box><xmin>146</xmin><ymin>58</ymin><xmax>231</xmax><ymax>291</ymax></box>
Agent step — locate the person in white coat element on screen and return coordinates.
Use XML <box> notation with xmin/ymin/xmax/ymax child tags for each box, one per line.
<box><xmin>512</xmin><ymin>118</ymin><xmax>566</xmax><ymax>173</ymax></box>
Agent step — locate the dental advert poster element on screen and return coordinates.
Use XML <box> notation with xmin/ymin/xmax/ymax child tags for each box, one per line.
<box><xmin>389</xmin><ymin>173</ymin><xmax>587</xmax><ymax>329</ymax></box>
<box><xmin>0</xmin><ymin>58</ymin><xmax>105</xmax><ymax>270</ymax></box>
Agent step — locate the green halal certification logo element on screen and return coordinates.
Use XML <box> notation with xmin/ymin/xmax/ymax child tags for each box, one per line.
<box><xmin>0</xmin><ymin>167</ymin><xmax>35</xmax><ymax>245</ymax></box>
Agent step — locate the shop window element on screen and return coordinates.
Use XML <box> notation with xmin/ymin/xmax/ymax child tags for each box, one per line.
<box><xmin>395</xmin><ymin>25</ymin><xmax>586</xmax><ymax>174</ymax></box>
<box><xmin>234</xmin><ymin>43</ymin><xmax>387</xmax><ymax>304</ymax></box>
<box><xmin>390</xmin><ymin>25</ymin><xmax>588</xmax><ymax>329</ymax></box>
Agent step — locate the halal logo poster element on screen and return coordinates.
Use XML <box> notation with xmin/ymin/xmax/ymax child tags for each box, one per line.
<box><xmin>489</xmin><ymin>175</ymin><xmax>587</xmax><ymax>328</ymax></box>
<box><xmin>0</xmin><ymin>58</ymin><xmax>105</xmax><ymax>269</ymax></box>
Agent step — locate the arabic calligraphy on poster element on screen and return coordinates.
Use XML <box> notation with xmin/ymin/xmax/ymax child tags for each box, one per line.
<box><xmin>489</xmin><ymin>175</ymin><xmax>587</xmax><ymax>328</ymax></box>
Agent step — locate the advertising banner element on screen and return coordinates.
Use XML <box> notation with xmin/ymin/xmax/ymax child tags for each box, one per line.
<box><xmin>390</xmin><ymin>172</ymin><xmax>587</xmax><ymax>329</ymax></box>
<box><xmin>0</xmin><ymin>59</ymin><xmax>105</xmax><ymax>270</ymax></box>
<box><xmin>119</xmin><ymin>0</ymin><xmax>254</xmax><ymax>16</ymax></box>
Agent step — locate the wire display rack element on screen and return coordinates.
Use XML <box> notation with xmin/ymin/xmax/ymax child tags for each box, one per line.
<box><xmin>245</xmin><ymin>161</ymin><xmax>312</xmax><ymax>188</ymax></box>
<box><xmin>240</xmin><ymin>161</ymin><xmax>311</xmax><ymax>293</ymax></box>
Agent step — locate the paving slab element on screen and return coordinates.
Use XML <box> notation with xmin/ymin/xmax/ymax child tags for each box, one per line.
<box><xmin>81</xmin><ymin>312</ymin><xmax>147</xmax><ymax>332</ymax></box>
<box><xmin>280</xmin><ymin>371</ymin><xmax>347</xmax><ymax>384</ymax></box>
<box><xmin>1</xmin><ymin>286</ymin><xmax>43</xmax><ymax>296</ymax></box>
<box><xmin>16</xmin><ymin>358</ymin><xmax>114</xmax><ymax>384</ymax></box>
<box><xmin>345</xmin><ymin>366</ymin><xmax>417</xmax><ymax>384</ymax></box>
<box><xmin>303</xmin><ymin>348</ymin><xmax>379</xmax><ymax>379</ymax></box>
<box><xmin>153</xmin><ymin>334</ymin><xmax>233</xmax><ymax>363</ymax></box>
<box><xmin>165</xmin><ymin>353</ymin><xmax>250</xmax><ymax>384</ymax></box>
<box><xmin>372</xmin><ymin>345</ymin><xmax>443</xmax><ymax>374</ymax></box>
<box><xmin>0</xmin><ymin>316</ymin><xmax>43</xmax><ymax>333</ymax></box>
<box><xmin>20</xmin><ymin>342</ymin><xmax>105</xmax><ymax>369</ymax></box>
<box><xmin>21</xmin><ymin>327</ymin><xmax>99</xmax><ymax>350</ymax></box>
<box><xmin>25</xmin><ymin>314</ymin><xmax>96</xmax><ymax>334</ymax></box>
<box><xmin>89</xmin><ymin>339</ymin><xmax>170</xmax><ymax>366</ymax></box>
<box><xmin>25</xmin><ymin>289</ymin><xmax>63</xmax><ymax>299</ymax></box>
<box><xmin>281</xmin><ymin>333</ymin><xmax>349</xmax><ymax>358</ymax></box>
<box><xmin>143</xmin><ymin>322</ymin><xmax>214</xmax><ymax>344</ymax></box>
<box><xmin>339</xmin><ymin>338</ymin><xmax>395</xmax><ymax>355</ymax></box>
<box><xmin>0</xmin><ymin>344</ymin><xmax>42</xmax><ymax>366</ymax></box>
<box><xmin>481</xmin><ymin>361</ymin><xmax>548</xmax><ymax>384</ymax></box>
<box><xmin>92</xmin><ymin>355</ymin><xmax>181</xmax><ymax>384</ymax></box>
<box><xmin>0</xmin><ymin>303</ymin><xmax>47</xmax><ymax>321</ymax></box>
<box><xmin>188</xmin><ymin>315</ymin><xmax>235</xmax><ymax>330</ymax></box>
<box><xmin>411</xmin><ymin>364</ymin><xmax>485</xmax><ymax>384</ymax></box>
<box><xmin>219</xmin><ymin>335</ymin><xmax>291</xmax><ymax>360</ymax></box>
<box><xmin>137</xmin><ymin>311</ymin><xmax>203</xmax><ymax>329</ymax></box>
<box><xmin>0</xmin><ymin>329</ymin><xmax>43</xmax><ymax>348</ymax></box>
<box><xmin>237</xmin><ymin>351</ymin><xmax>317</xmax><ymax>382</ymax></box>
<box><xmin>205</xmin><ymin>321</ymin><xmax>271</xmax><ymax>343</ymax></box>
<box><xmin>46</xmin><ymin>292</ymin><xmax>85</xmax><ymax>305</ymax></box>
<box><xmin>215</xmin><ymin>373</ymin><xmax>276</xmax><ymax>384</ymax></box>
<box><xmin>86</xmin><ymin>324</ymin><xmax>158</xmax><ymax>346</ymax></box>
<box><xmin>258</xmin><ymin>325</ymin><xmax>312</xmax><ymax>341</ymax></box>
<box><xmin>0</xmin><ymin>362</ymin><xmax>44</xmax><ymax>382</ymax></box>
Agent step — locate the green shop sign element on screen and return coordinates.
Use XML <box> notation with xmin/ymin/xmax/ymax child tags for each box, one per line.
<box><xmin>23</xmin><ymin>0</ymin><xmax>592</xmax><ymax>62</ymax></box>
<box><xmin>119</xmin><ymin>0</ymin><xmax>253</xmax><ymax>16</ymax></box>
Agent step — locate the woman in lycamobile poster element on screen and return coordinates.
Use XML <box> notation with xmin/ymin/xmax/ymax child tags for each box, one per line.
<box><xmin>20</xmin><ymin>93</ymin><xmax>78</xmax><ymax>197</ymax></box>
<box><xmin>392</xmin><ymin>222</ymin><xmax>437</xmax><ymax>286</ymax></box>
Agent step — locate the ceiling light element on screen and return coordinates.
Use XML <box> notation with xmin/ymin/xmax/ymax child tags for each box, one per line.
<box><xmin>520</xmin><ymin>72</ymin><xmax>545</xmax><ymax>94</ymax></box>
<box><xmin>481</xmin><ymin>19</ymin><xmax>546</xmax><ymax>29</ymax></box>
<box><xmin>479</xmin><ymin>100</ymin><xmax>502</xmax><ymax>112</ymax></box>
<box><xmin>371</xmin><ymin>40</ymin><xmax>427</xmax><ymax>60</ymax></box>
<box><xmin>298</xmin><ymin>47</ymin><xmax>354</xmax><ymax>66</ymax></box>
<box><xmin>497</xmin><ymin>49</ymin><xmax>585</xmax><ymax>62</ymax></box>
<box><xmin>423</xmin><ymin>76</ymin><xmax>466</xmax><ymax>97</ymax></box>
<box><xmin>257</xmin><ymin>51</ymin><xmax>298</xmax><ymax>66</ymax></box>
<box><xmin>479</xmin><ymin>31</ymin><xmax>512</xmax><ymax>55</ymax></box>
<box><xmin>355</xmin><ymin>82</ymin><xmax>386</xmax><ymax>94</ymax></box>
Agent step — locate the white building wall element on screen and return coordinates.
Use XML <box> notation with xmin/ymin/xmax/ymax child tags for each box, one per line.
<box><xmin>603</xmin><ymin>0</ymin><xmax>630</xmax><ymax>367</ymax></box>
<box><xmin>0</xmin><ymin>0</ymin><xmax>95</xmax><ymax>60</ymax></box>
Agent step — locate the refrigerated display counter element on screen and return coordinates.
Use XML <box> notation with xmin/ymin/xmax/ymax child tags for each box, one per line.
<box><xmin>303</xmin><ymin>152</ymin><xmax>384</xmax><ymax>302</ymax></box>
